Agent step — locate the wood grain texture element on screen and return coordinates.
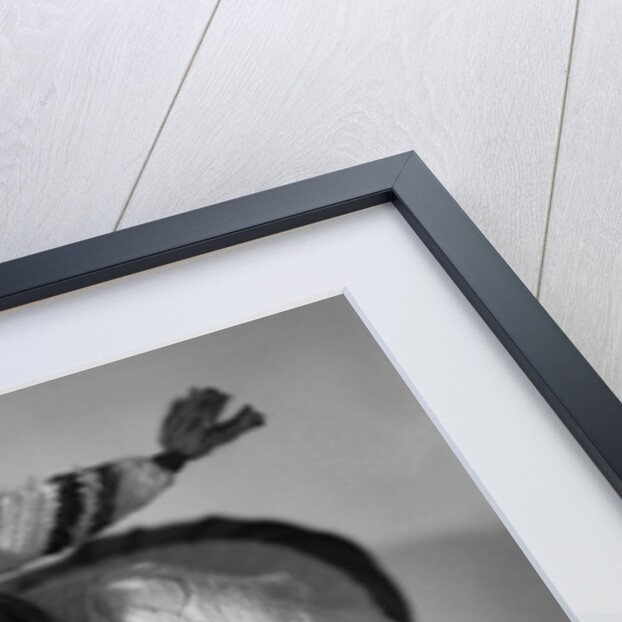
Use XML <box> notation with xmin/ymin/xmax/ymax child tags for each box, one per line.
<box><xmin>119</xmin><ymin>0</ymin><xmax>576</xmax><ymax>291</ymax></box>
<box><xmin>539</xmin><ymin>0</ymin><xmax>622</xmax><ymax>400</ymax></box>
<box><xmin>0</xmin><ymin>0</ymin><xmax>218</xmax><ymax>262</ymax></box>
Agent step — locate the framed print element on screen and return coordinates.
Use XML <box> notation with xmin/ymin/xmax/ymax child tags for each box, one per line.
<box><xmin>0</xmin><ymin>151</ymin><xmax>620</xmax><ymax>621</ymax></box>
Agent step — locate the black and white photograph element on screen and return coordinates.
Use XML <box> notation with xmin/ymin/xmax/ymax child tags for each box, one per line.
<box><xmin>0</xmin><ymin>296</ymin><xmax>569</xmax><ymax>621</ymax></box>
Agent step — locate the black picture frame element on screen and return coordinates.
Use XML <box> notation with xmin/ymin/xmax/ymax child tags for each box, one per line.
<box><xmin>1</xmin><ymin>150</ymin><xmax>621</xmax><ymax>500</ymax></box>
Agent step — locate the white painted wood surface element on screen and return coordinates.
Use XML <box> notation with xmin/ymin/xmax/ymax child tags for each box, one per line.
<box><xmin>117</xmin><ymin>0</ymin><xmax>576</xmax><ymax>291</ymax></box>
<box><xmin>0</xmin><ymin>0</ymin><xmax>217</xmax><ymax>262</ymax></box>
<box><xmin>539</xmin><ymin>0</ymin><xmax>622</xmax><ymax>401</ymax></box>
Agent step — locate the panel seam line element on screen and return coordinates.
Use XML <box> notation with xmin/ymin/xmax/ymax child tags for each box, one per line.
<box><xmin>113</xmin><ymin>0</ymin><xmax>225</xmax><ymax>231</ymax></box>
<box><xmin>535</xmin><ymin>0</ymin><xmax>580</xmax><ymax>298</ymax></box>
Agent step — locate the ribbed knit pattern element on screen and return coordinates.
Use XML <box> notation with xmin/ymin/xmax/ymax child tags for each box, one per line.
<box><xmin>0</xmin><ymin>387</ymin><xmax>264</xmax><ymax>578</ymax></box>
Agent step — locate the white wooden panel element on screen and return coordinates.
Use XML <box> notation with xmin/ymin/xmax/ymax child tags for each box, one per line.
<box><xmin>539</xmin><ymin>1</ymin><xmax>622</xmax><ymax>400</ymax></box>
<box><xmin>119</xmin><ymin>0</ymin><xmax>576</xmax><ymax>291</ymax></box>
<box><xmin>0</xmin><ymin>0</ymin><xmax>217</xmax><ymax>261</ymax></box>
